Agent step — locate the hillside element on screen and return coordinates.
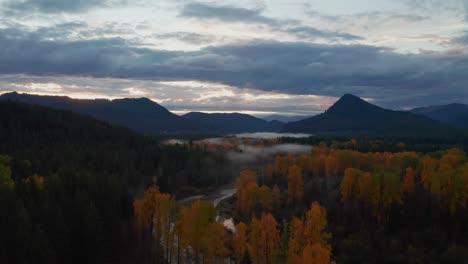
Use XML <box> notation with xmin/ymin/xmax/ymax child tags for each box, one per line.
<box><xmin>261</xmin><ymin>115</ymin><xmax>309</xmax><ymax>123</ymax></box>
<box><xmin>183</xmin><ymin>112</ymin><xmax>283</xmax><ymax>133</ymax></box>
<box><xmin>410</xmin><ymin>103</ymin><xmax>468</xmax><ymax>128</ymax></box>
<box><xmin>0</xmin><ymin>92</ymin><xmax>286</xmax><ymax>134</ymax></box>
<box><xmin>282</xmin><ymin>94</ymin><xmax>461</xmax><ymax>136</ymax></box>
<box><xmin>0</xmin><ymin>92</ymin><xmax>199</xmax><ymax>134</ymax></box>
<box><xmin>0</xmin><ymin>101</ymin><xmax>233</xmax><ymax>264</ymax></box>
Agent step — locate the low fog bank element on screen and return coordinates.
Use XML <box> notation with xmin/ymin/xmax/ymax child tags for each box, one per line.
<box><xmin>228</xmin><ymin>144</ymin><xmax>311</xmax><ymax>165</ymax></box>
<box><xmin>233</xmin><ymin>132</ymin><xmax>312</xmax><ymax>139</ymax></box>
<box><xmin>162</xmin><ymin>133</ymin><xmax>312</xmax><ymax>170</ymax></box>
<box><xmin>161</xmin><ymin>139</ymin><xmax>189</xmax><ymax>145</ymax></box>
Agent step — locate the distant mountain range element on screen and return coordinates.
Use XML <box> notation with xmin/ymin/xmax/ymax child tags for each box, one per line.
<box><xmin>261</xmin><ymin>115</ymin><xmax>309</xmax><ymax>123</ymax></box>
<box><xmin>409</xmin><ymin>103</ymin><xmax>468</xmax><ymax>128</ymax></box>
<box><xmin>183</xmin><ymin>112</ymin><xmax>282</xmax><ymax>134</ymax></box>
<box><xmin>0</xmin><ymin>92</ymin><xmax>282</xmax><ymax>134</ymax></box>
<box><xmin>1</xmin><ymin>92</ymin><xmax>465</xmax><ymax>136</ymax></box>
<box><xmin>282</xmin><ymin>94</ymin><xmax>462</xmax><ymax>136</ymax></box>
<box><xmin>0</xmin><ymin>92</ymin><xmax>198</xmax><ymax>134</ymax></box>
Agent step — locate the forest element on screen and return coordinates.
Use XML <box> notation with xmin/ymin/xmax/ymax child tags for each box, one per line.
<box><xmin>133</xmin><ymin>143</ymin><xmax>468</xmax><ymax>264</ymax></box>
<box><xmin>2</xmin><ymin>101</ymin><xmax>468</xmax><ymax>263</ymax></box>
<box><xmin>0</xmin><ymin>102</ymin><xmax>232</xmax><ymax>264</ymax></box>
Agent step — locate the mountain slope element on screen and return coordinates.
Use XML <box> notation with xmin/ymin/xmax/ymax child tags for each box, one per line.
<box><xmin>182</xmin><ymin>112</ymin><xmax>283</xmax><ymax>133</ymax></box>
<box><xmin>0</xmin><ymin>92</ymin><xmax>201</xmax><ymax>134</ymax></box>
<box><xmin>409</xmin><ymin>103</ymin><xmax>468</xmax><ymax>128</ymax></box>
<box><xmin>0</xmin><ymin>92</ymin><xmax>285</xmax><ymax>134</ymax></box>
<box><xmin>261</xmin><ymin>115</ymin><xmax>309</xmax><ymax>123</ymax></box>
<box><xmin>282</xmin><ymin>94</ymin><xmax>461</xmax><ymax>136</ymax></box>
<box><xmin>0</xmin><ymin>100</ymin><xmax>164</xmax><ymax>263</ymax></box>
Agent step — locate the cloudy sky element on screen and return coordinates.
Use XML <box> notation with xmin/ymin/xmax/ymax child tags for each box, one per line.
<box><xmin>0</xmin><ymin>0</ymin><xmax>467</xmax><ymax>116</ymax></box>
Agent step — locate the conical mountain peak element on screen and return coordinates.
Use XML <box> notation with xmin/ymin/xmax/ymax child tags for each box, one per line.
<box><xmin>326</xmin><ymin>94</ymin><xmax>380</xmax><ymax>116</ymax></box>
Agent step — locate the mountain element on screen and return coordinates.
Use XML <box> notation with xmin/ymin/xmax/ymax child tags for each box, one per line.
<box><xmin>182</xmin><ymin>112</ymin><xmax>283</xmax><ymax>134</ymax></box>
<box><xmin>409</xmin><ymin>103</ymin><xmax>468</xmax><ymax>128</ymax></box>
<box><xmin>0</xmin><ymin>100</ymin><xmax>163</xmax><ymax>263</ymax></box>
<box><xmin>0</xmin><ymin>92</ymin><xmax>206</xmax><ymax>134</ymax></box>
<box><xmin>261</xmin><ymin>115</ymin><xmax>309</xmax><ymax>123</ymax></box>
<box><xmin>282</xmin><ymin>94</ymin><xmax>461</xmax><ymax>136</ymax></box>
<box><xmin>0</xmin><ymin>92</ymin><xmax>285</xmax><ymax>134</ymax></box>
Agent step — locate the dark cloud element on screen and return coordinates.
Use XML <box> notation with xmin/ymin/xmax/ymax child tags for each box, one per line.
<box><xmin>3</xmin><ymin>0</ymin><xmax>126</xmax><ymax>14</ymax></box>
<box><xmin>180</xmin><ymin>2</ymin><xmax>278</xmax><ymax>25</ymax></box>
<box><xmin>306</xmin><ymin>8</ymin><xmax>430</xmax><ymax>23</ymax></box>
<box><xmin>0</xmin><ymin>26</ymin><xmax>468</xmax><ymax>108</ymax></box>
<box><xmin>286</xmin><ymin>26</ymin><xmax>363</xmax><ymax>41</ymax></box>
<box><xmin>179</xmin><ymin>2</ymin><xmax>362</xmax><ymax>42</ymax></box>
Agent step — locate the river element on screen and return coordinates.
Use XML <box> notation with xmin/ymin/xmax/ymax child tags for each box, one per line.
<box><xmin>177</xmin><ymin>184</ymin><xmax>237</xmax><ymax>232</ymax></box>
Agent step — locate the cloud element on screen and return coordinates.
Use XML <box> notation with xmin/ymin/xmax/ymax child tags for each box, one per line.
<box><xmin>306</xmin><ymin>9</ymin><xmax>430</xmax><ymax>23</ymax></box>
<box><xmin>0</xmin><ymin>26</ymin><xmax>468</xmax><ymax>109</ymax></box>
<box><xmin>286</xmin><ymin>26</ymin><xmax>363</xmax><ymax>41</ymax></box>
<box><xmin>464</xmin><ymin>0</ymin><xmax>468</xmax><ymax>20</ymax></box>
<box><xmin>156</xmin><ymin>32</ymin><xmax>218</xmax><ymax>45</ymax></box>
<box><xmin>180</xmin><ymin>2</ymin><xmax>278</xmax><ymax>25</ymax></box>
<box><xmin>0</xmin><ymin>75</ymin><xmax>337</xmax><ymax>116</ymax></box>
<box><xmin>452</xmin><ymin>31</ymin><xmax>468</xmax><ymax>44</ymax></box>
<box><xmin>179</xmin><ymin>2</ymin><xmax>363</xmax><ymax>42</ymax></box>
<box><xmin>401</xmin><ymin>0</ymin><xmax>466</xmax><ymax>19</ymax></box>
<box><xmin>3</xmin><ymin>0</ymin><xmax>126</xmax><ymax>14</ymax></box>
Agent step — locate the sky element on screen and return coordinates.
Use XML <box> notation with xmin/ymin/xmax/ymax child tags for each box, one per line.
<box><xmin>0</xmin><ymin>0</ymin><xmax>467</xmax><ymax>116</ymax></box>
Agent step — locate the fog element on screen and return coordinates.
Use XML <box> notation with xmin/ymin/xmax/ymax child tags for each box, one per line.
<box><xmin>227</xmin><ymin>144</ymin><xmax>311</xmax><ymax>164</ymax></box>
<box><xmin>161</xmin><ymin>139</ymin><xmax>188</xmax><ymax>145</ymax></box>
<box><xmin>233</xmin><ymin>132</ymin><xmax>312</xmax><ymax>139</ymax></box>
<box><xmin>162</xmin><ymin>133</ymin><xmax>312</xmax><ymax>172</ymax></box>
<box><xmin>163</xmin><ymin>133</ymin><xmax>312</xmax><ymax>166</ymax></box>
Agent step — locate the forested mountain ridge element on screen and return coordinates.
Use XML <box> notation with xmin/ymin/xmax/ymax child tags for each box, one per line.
<box><xmin>182</xmin><ymin>112</ymin><xmax>283</xmax><ymax>133</ymax></box>
<box><xmin>409</xmin><ymin>103</ymin><xmax>468</xmax><ymax>128</ymax></box>
<box><xmin>282</xmin><ymin>94</ymin><xmax>463</xmax><ymax>136</ymax></box>
<box><xmin>0</xmin><ymin>92</ymin><xmax>282</xmax><ymax>134</ymax></box>
<box><xmin>0</xmin><ymin>101</ymin><xmax>232</xmax><ymax>264</ymax></box>
<box><xmin>0</xmin><ymin>91</ymin><xmax>199</xmax><ymax>134</ymax></box>
<box><xmin>2</xmin><ymin>92</ymin><xmax>465</xmax><ymax>137</ymax></box>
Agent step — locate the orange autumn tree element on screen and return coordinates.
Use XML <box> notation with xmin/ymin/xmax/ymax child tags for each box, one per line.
<box><xmin>202</xmin><ymin>222</ymin><xmax>229</xmax><ymax>264</ymax></box>
<box><xmin>287</xmin><ymin>201</ymin><xmax>335</xmax><ymax>264</ymax></box>
<box><xmin>302</xmin><ymin>243</ymin><xmax>336</xmax><ymax>264</ymax></box>
<box><xmin>179</xmin><ymin>200</ymin><xmax>217</xmax><ymax>262</ymax></box>
<box><xmin>264</xmin><ymin>163</ymin><xmax>274</xmax><ymax>183</ymax></box>
<box><xmin>272</xmin><ymin>184</ymin><xmax>281</xmax><ymax>212</ymax></box>
<box><xmin>134</xmin><ymin>178</ymin><xmax>160</xmax><ymax>235</ymax></box>
<box><xmin>421</xmin><ymin>157</ymin><xmax>438</xmax><ymax>191</ymax></box>
<box><xmin>248</xmin><ymin>213</ymin><xmax>281</xmax><ymax>264</ymax></box>
<box><xmin>436</xmin><ymin>150</ymin><xmax>467</xmax><ymax>214</ymax></box>
<box><xmin>370</xmin><ymin>168</ymin><xmax>402</xmax><ymax>222</ymax></box>
<box><xmin>248</xmin><ymin>216</ymin><xmax>262</xmax><ymax>264</ymax></box>
<box><xmin>287</xmin><ymin>164</ymin><xmax>304</xmax><ymax>205</ymax></box>
<box><xmin>304</xmin><ymin>202</ymin><xmax>335</xmax><ymax>264</ymax></box>
<box><xmin>287</xmin><ymin>217</ymin><xmax>305</xmax><ymax>264</ymax></box>
<box><xmin>340</xmin><ymin>168</ymin><xmax>361</xmax><ymax>202</ymax></box>
<box><xmin>358</xmin><ymin>172</ymin><xmax>373</xmax><ymax>207</ymax></box>
<box><xmin>260</xmin><ymin>213</ymin><xmax>281</xmax><ymax>264</ymax></box>
<box><xmin>237</xmin><ymin>170</ymin><xmax>258</xmax><ymax>215</ymax></box>
<box><xmin>299</xmin><ymin>153</ymin><xmax>313</xmax><ymax>176</ymax></box>
<box><xmin>325</xmin><ymin>155</ymin><xmax>338</xmax><ymax>177</ymax></box>
<box><xmin>304</xmin><ymin>202</ymin><xmax>330</xmax><ymax>246</ymax></box>
<box><xmin>233</xmin><ymin>222</ymin><xmax>248</xmax><ymax>264</ymax></box>
<box><xmin>133</xmin><ymin>178</ymin><xmax>177</xmax><ymax>260</ymax></box>
<box><xmin>156</xmin><ymin>193</ymin><xmax>177</xmax><ymax>261</ymax></box>
<box><xmin>259</xmin><ymin>185</ymin><xmax>272</xmax><ymax>211</ymax></box>
<box><xmin>275</xmin><ymin>156</ymin><xmax>289</xmax><ymax>178</ymax></box>
<box><xmin>402</xmin><ymin>167</ymin><xmax>416</xmax><ymax>195</ymax></box>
